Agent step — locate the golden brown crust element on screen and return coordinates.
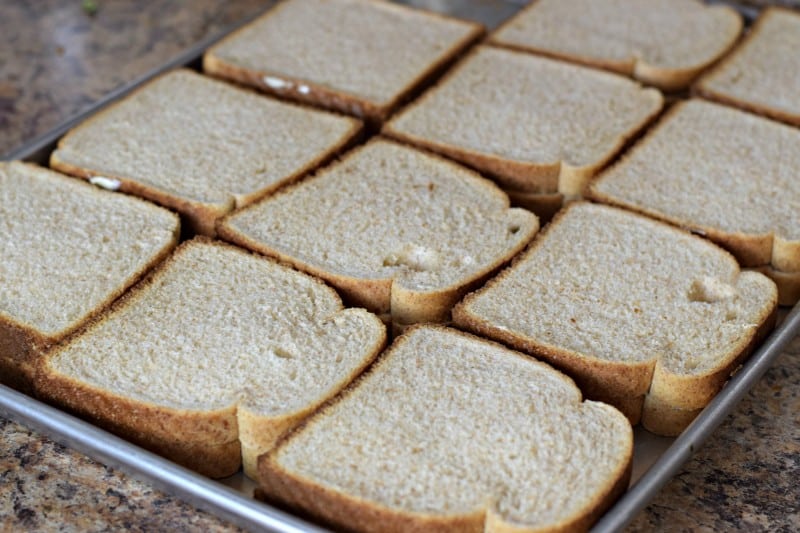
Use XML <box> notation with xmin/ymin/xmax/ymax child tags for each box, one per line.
<box><xmin>587</xmin><ymin>99</ymin><xmax>795</xmax><ymax>269</ymax></box>
<box><xmin>640</xmin><ymin>396</ymin><xmax>702</xmax><ymax>437</ymax></box>
<box><xmin>0</xmin><ymin>318</ymin><xmax>50</xmax><ymax>394</ymax></box>
<box><xmin>490</xmin><ymin>1</ymin><xmax>742</xmax><ymax>92</ymax></box>
<box><xmin>772</xmin><ymin>235</ymin><xmax>800</xmax><ymax>273</ymax></box>
<box><xmin>219</xmin><ymin>139</ymin><xmax>538</xmax><ymax>327</ymax></box>
<box><xmin>259</xmin><ymin>326</ymin><xmax>632</xmax><ymax>532</ymax></box>
<box><xmin>36</xmin><ymin>369</ymin><xmax>240</xmax><ymax>445</ymax></box>
<box><xmin>260</xmin><ymin>462</ymin><xmax>486</xmax><ymax>533</ymax></box>
<box><xmin>694</xmin><ymin>8</ymin><xmax>800</xmax><ymax>127</ymax></box>
<box><xmin>751</xmin><ymin>265</ymin><xmax>800</xmax><ymax>306</ymax></box>
<box><xmin>50</xmin><ymin>69</ymin><xmax>364</xmax><ymax>237</ymax></box>
<box><xmin>203</xmin><ymin>0</ymin><xmax>484</xmax><ymax>124</ymax></box>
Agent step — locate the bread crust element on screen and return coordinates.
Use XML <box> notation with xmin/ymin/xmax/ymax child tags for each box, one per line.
<box><xmin>258</xmin><ymin>326</ymin><xmax>633</xmax><ymax>533</ymax></box>
<box><xmin>694</xmin><ymin>8</ymin><xmax>800</xmax><ymax>128</ymax></box>
<box><xmin>453</xmin><ymin>202</ymin><xmax>778</xmax><ymax>435</ymax></box>
<box><xmin>219</xmin><ymin>139</ymin><xmax>539</xmax><ymax>327</ymax></box>
<box><xmin>0</xmin><ymin>317</ymin><xmax>50</xmax><ymax>395</ymax></box>
<box><xmin>203</xmin><ymin>0</ymin><xmax>484</xmax><ymax>124</ymax></box>
<box><xmin>489</xmin><ymin>0</ymin><xmax>742</xmax><ymax>92</ymax></box>
<box><xmin>35</xmin><ymin>238</ymin><xmax>386</xmax><ymax>479</ymax></box>
<box><xmin>50</xmin><ymin>69</ymin><xmax>363</xmax><ymax>237</ymax></box>
<box><xmin>751</xmin><ymin>265</ymin><xmax>800</xmax><ymax>306</ymax></box>
<box><xmin>502</xmin><ymin>190</ymin><xmax>564</xmax><ymax>224</ymax></box>
<box><xmin>640</xmin><ymin>396</ymin><xmax>703</xmax><ymax>437</ymax></box>
<box><xmin>383</xmin><ymin>46</ymin><xmax>663</xmax><ymax>195</ymax></box>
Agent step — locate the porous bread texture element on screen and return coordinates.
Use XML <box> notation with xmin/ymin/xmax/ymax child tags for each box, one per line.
<box><xmin>259</xmin><ymin>326</ymin><xmax>633</xmax><ymax>533</ymax></box>
<box><xmin>204</xmin><ymin>0</ymin><xmax>483</xmax><ymax>122</ymax></box>
<box><xmin>453</xmin><ymin>202</ymin><xmax>777</xmax><ymax>432</ymax></box>
<box><xmin>589</xmin><ymin>99</ymin><xmax>800</xmax><ymax>276</ymax></box>
<box><xmin>36</xmin><ymin>239</ymin><xmax>386</xmax><ymax>479</ymax></box>
<box><xmin>696</xmin><ymin>8</ymin><xmax>800</xmax><ymax>127</ymax></box>
<box><xmin>384</xmin><ymin>46</ymin><xmax>663</xmax><ymax>196</ymax></box>
<box><xmin>490</xmin><ymin>0</ymin><xmax>742</xmax><ymax>91</ymax></box>
<box><xmin>219</xmin><ymin>139</ymin><xmax>538</xmax><ymax>327</ymax></box>
<box><xmin>50</xmin><ymin>69</ymin><xmax>362</xmax><ymax>236</ymax></box>
<box><xmin>0</xmin><ymin>162</ymin><xmax>179</xmax><ymax>392</ymax></box>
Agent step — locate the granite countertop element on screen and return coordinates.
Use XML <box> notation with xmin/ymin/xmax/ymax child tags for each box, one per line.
<box><xmin>1</xmin><ymin>1</ymin><xmax>799</xmax><ymax>531</ymax></box>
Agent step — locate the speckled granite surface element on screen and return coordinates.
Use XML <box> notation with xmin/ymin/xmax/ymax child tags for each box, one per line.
<box><xmin>0</xmin><ymin>0</ymin><xmax>270</xmax><ymax>157</ymax></box>
<box><xmin>0</xmin><ymin>418</ymin><xmax>240</xmax><ymax>531</ymax></box>
<box><xmin>1</xmin><ymin>0</ymin><xmax>799</xmax><ymax>531</ymax></box>
<box><xmin>627</xmin><ymin>331</ymin><xmax>800</xmax><ymax>532</ymax></box>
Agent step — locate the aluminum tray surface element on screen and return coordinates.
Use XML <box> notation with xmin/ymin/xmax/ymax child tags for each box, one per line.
<box><xmin>2</xmin><ymin>1</ymin><xmax>797</xmax><ymax>532</ymax></box>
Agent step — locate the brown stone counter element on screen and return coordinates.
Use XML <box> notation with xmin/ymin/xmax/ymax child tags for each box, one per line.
<box><xmin>1</xmin><ymin>0</ymin><xmax>798</xmax><ymax>531</ymax></box>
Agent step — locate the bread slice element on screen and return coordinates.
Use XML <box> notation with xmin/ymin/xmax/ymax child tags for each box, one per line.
<box><xmin>0</xmin><ymin>162</ymin><xmax>179</xmax><ymax>393</ymax></box>
<box><xmin>696</xmin><ymin>8</ymin><xmax>800</xmax><ymax>127</ymax></box>
<box><xmin>219</xmin><ymin>139</ymin><xmax>539</xmax><ymax>327</ymax></box>
<box><xmin>490</xmin><ymin>0</ymin><xmax>742</xmax><ymax>91</ymax></box>
<box><xmin>383</xmin><ymin>46</ymin><xmax>663</xmax><ymax>196</ymax></box>
<box><xmin>259</xmin><ymin>326</ymin><xmax>633</xmax><ymax>532</ymax></box>
<box><xmin>589</xmin><ymin>99</ymin><xmax>800</xmax><ymax>281</ymax></box>
<box><xmin>203</xmin><ymin>0</ymin><xmax>483</xmax><ymax>123</ymax></box>
<box><xmin>453</xmin><ymin>202</ymin><xmax>777</xmax><ymax>432</ymax></box>
<box><xmin>35</xmin><ymin>239</ymin><xmax>386</xmax><ymax>479</ymax></box>
<box><xmin>50</xmin><ymin>69</ymin><xmax>362</xmax><ymax>236</ymax></box>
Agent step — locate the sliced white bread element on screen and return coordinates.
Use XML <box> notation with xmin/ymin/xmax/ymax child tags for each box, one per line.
<box><xmin>490</xmin><ymin>0</ymin><xmax>742</xmax><ymax>91</ymax></box>
<box><xmin>203</xmin><ymin>0</ymin><xmax>483</xmax><ymax>122</ymax></box>
<box><xmin>0</xmin><ymin>162</ymin><xmax>179</xmax><ymax>392</ymax></box>
<box><xmin>259</xmin><ymin>326</ymin><xmax>633</xmax><ymax>533</ymax></box>
<box><xmin>50</xmin><ymin>69</ymin><xmax>362</xmax><ymax>236</ymax></box>
<box><xmin>384</xmin><ymin>46</ymin><xmax>663</xmax><ymax>196</ymax></box>
<box><xmin>696</xmin><ymin>8</ymin><xmax>800</xmax><ymax>127</ymax></box>
<box><xmin>453</xmin><ymin>202</ymin><xmax>777</xmax><ymax>434</ymax></box>
<box><xmin>35</xmin><ymin>239</ymin><xmax>386</xmax><ymax>479</ymax></box>
<box><xmin>219</xmin><ymin>139</ymin><xmax>539</xmax><ymax>327</ymax></box>
<box><xmin>589</xmin><ymin>99</ymin><xmax>800</xmax><ymax>287</ymax></box>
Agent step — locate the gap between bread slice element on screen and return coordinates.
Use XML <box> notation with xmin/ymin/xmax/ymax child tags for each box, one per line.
<box><xmin>50</xmin><ymin>69</ymin><xmax>361</xmax><ymax>236</ymax></box>
<box><xmin>453</xmin><ymin>203</ymin><xmax>777</xmax><ymax>430</ymax></box>
<box><xmin>36</xmin><ymin>239</ymin><xmax>386</xmax><ymax>478</ymax></box>
<box><xmin>383</xmin><ymin>45</ymin><xmax>662</xmax><ymax>196</ymax></box>
<box><xmin>590</xmin><ymin>99</ymin><xmax>800</xmax><ymax>275</ymax></box>
<box><xmin>259</xmin><ymin>326</ymin><xmax>633</xmax><ymax>532</ymax></box>
<box><xmin>490</xmin><ymin>0</ymin><xmax>742</xmax><ymax>91</ymax></box>
<box><xmin>219</xmin><ymin>139</ymin><xmax>538</xmax><ymax>327</ymax></box>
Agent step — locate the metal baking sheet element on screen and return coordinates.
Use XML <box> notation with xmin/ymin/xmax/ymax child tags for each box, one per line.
<box><xmin>1</xmin><ymin>1</ymin><xmax>794</xmax><ymax>531</ymax></box>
